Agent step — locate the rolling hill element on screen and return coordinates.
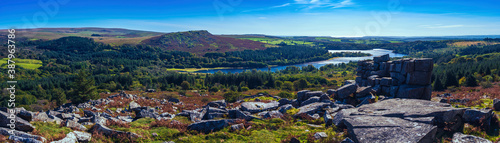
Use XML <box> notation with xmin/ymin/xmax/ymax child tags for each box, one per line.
<box><xmin>141</xmin><ymin>30</ymin><xmax>267</xmax><ymax>55</ymax></box>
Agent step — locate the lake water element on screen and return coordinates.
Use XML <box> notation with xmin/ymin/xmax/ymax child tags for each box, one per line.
<box><xmin>194</xmin><ymin>49</ymin><xmax>407</xmax><ymax>74</ymax></box>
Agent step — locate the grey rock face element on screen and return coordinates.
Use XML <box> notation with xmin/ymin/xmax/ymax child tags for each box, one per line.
<box><xmin>355</xmin><ymin>86</ymin><xmax>373</xmax><ymax>98</ymax></box>
<box><xmin>240</xmin><ymin>101</ymin><xmax>279</xmax><ymax>113</ymax></box>
<box><xmin>17</xmin><ymin>110</ymin><xmax>33</xmax><ymax>122</ymax></box>
<box><xmin>463</xmin><ymin>109</ymin><xmax>494</xmax><ymax>129</ymax></box>
<box><xmin>0</xmin><ymin>110</ymin><xmax>35</xmax><ymax>132</ymax></box>
<box><xmin>313</xmin><ymin>132</ymin><xmax>328</xmax><ymax>140</ymax></box>
<box><xmin>333</xmin><ymin>99</ymin><xmax>466</xmax><ymax>143</ymax></box>
<box><xmin>228</xmin><ymin>109</ymin><xmax>257</xmax><ymax>121</ymax></box>
<box><xmin>278</xmin><ymin>104</ymin><xmax>294</xmax><ymax>114</ymax></box>
<box><xmin>296</xmin><ymin>90</ymin><xmax>310</xmax><ymax>102</ymax></box>
<box><xmin>278</xmin><ymin>98</ymin><xmax>290</xmax><ymax>107</ymax></box>
<box><xmin>261</xmin><ymin>110</ymin><xmax>283</xmax><ymax>119</ymax></box>
<box><xmin>91</xmin><ymin>123</ymin><xmax>141</xmax><ymax>139</ymax></box>
<box><xmin>50</xmin><ymin>132</ymin><xmax>77</xmax><ymax>143</ymax></box>
<box><xmin>494</xmin><ymin>99</ymin><xmax>500</xmax><ymax>111</ymax></box>
<box><xmin>0</xmin><ymin>127</ymin><xmax>46</xmax><ymax>142</ymax></box>
<box><xmin>73</xmin><ymin>131</ymin><xmax>92</xmax><ymax>142</ymax></box>
<box><xmin>208</xmin><ymin>100</ymin><xmax>226</xmax><ymax>107</ymax></box>
<box><xmin>452</xmin><ymin>132</ymin><xmax>492</xmax><ymax>143</ymax></box>
<box><xmin>301</xmin><ymin>97</ymin><xmax>320</xmax><ymax>107</ymax></box>
<box><xmin>335</xmin><ymin>84</ymin><xmax>357</xmax><ymax>99</ymax></box>
<box><xmin>187</xmin><ymin>119</ymin><xmax>236</xmax><ymax>133</ymax></box>
<box><xmin>414</xmin><ymin>58</ymin><xmax>433</xmax><ymax>72</ymax></box>
<box><xmin>231</xmin><ymin>123</ymin><xmax>244</xmax><ymax>131</ymax></box>
<box><xmin>135</xmin><ymin>108</ymin><xmax>160</xmax><ymax>120</ymax></box>
<box><xmin>9</xmin><ymin>135</ymin><xmax>43</xmax><ymax>143</ymax></box>
<box><xmin>396</xmin><ymin>84</ymin><xmax>432</xmax><ymax>100</ymax></box>
<box><xmin>64</xmin><ymin>120</ymin><xmax>87</xmax><ymax>131</ymax></box>
<box><xmin>129</xmin><ymin>101</ymin><xmax>141</xmax><ymax>111</ymax></box>
<box><xmin>373</xmin><ymin>54</ymin><xmax>390</xmax><ymax>63</ymax></box>
<box><xmin>296</xmin><ymin>102</ymin><xmax>332</xmax><ymax>116</ymax></box>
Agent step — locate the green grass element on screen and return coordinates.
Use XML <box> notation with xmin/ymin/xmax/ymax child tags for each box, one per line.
<box><xmin>0</xmin><ymin>58</ymin><xmax>42</xmax><ymax>70</ymax></box>
<box><xmin>31</xmin><ymin>121</ymin><xmax>73</xmax><ymax>142</ymax></box>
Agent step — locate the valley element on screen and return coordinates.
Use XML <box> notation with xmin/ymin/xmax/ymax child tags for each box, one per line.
<box><xmin>0</xmin><ymin>28</ymin><xmax>500</xmax><ymax>143</ymax></box>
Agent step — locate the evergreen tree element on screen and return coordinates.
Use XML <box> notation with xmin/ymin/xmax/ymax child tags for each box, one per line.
<box><xmin>52</xmin><ymin>88</ymin><xmax>67</xmax><ymax>106</ymax></box>
<box><xmin>485</xmin><ymin>66</ymin><xmax>491</xmax><ymax>75</ymax></box>
<box><xmin>69</xmin><ymin>70</ymin><xmax>99</xmax><ymax>104</ymax></box>
<box><xmin>433</xmin><ymin>77</ymin><xmax>445</xmax><ymax>91</ymax></box>
<box><xmin>465</xmin><ymin>74</ymin><xmax>478</xmax><ymax>87</ymax></box>
<box><xmin>444</xmin><ymin>72</ymin><xmax>459</xmax><ymax>88</ymax></box>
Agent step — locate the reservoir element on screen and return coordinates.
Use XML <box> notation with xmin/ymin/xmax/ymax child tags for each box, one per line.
<box><xmin>194</xmin><ymin>49</ymin><xmax>406</xmax><ymax>74</ymax></box>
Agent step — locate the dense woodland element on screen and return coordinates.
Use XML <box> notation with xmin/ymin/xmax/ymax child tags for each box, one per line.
<box><xmin>0</xmin><ymin>35</ymin><xmax>499</xmax><ymax>111</ymax></box>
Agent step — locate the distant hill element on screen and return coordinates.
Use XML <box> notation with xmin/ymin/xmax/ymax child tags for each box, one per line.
<box><xmin>0</xmin><ymin>28</ymin><xmax>165</xmax><ymax>46</ymax></box>
<box><xmin>141</xmin><ymin>30</ymin><xmax>266</xmax><ymax>55</ymax></box>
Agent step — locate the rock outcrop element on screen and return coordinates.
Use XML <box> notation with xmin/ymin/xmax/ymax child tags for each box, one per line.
<box><xmin>331</xmin><ymin>99</ymin><xmax>465</xmax><ymax>143</ymax></box>
<box><xmin>353</xmin><ymin>55</ymin><xmax>433</xmax><ymax>100</ymax></box>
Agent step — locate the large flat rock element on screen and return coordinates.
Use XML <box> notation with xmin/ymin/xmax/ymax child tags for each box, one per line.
<box><xmin>333</xmin><ymin>99</ymin><xmax>466</xmax><ymax>143</ymax></box>
<box><xmin>240</xmin><ymin>101</ymin><xmax>279</xmax><ymax>113</ymax></box>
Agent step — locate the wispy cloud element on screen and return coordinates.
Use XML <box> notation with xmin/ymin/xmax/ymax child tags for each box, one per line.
<box><xmin>243</xmin><ymin>0</ymin><xmax>354</xmax><ymax>13</ymax></box>
<box><xmin>294</xmin><ymin>0</ymin><xmax>354</xmax><ymax>9</ymax></box>
<box><xmin>419</xmin><ymin>24</ymin><xmax>464</xmax><ymax>29</ymax></box>
<box><xmin>272</xmin><ymin>3</ymin><xmax>291</xmax><ymax>8</ymax></box>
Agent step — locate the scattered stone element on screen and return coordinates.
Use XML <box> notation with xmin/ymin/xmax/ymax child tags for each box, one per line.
<box><xmin>64</xmin><ymin>120</ymin><xmax>87</xmax><ymax>131</ymax></box>
<box><xmin>0</xmin><ymin>127</ymin><xmax>46</xmax><ymax>142</ymax></box>
<box><xmin>91</xmin><ymin>123</ymin><xmax>141</xmax><ymax>139</ymax></box>
<box><xmin>152</xmin><ymin>132</ymin><xmax>159</xmax><ymax>137</ymax></box>
<box><xmin>327</xmin><ymin>89</ymin><xmax>336</xmax><ymax>96</ymax></box>
<box><xmin>230</xmin><ymin>123</ymin><xmax>244</xmax><ymax>131</ymax></box>
<box><xmin>228</xmin><ymin>109</ymin><xmax>256</xmax><ymax>121</ymax></box>
<box><xmin>261</xmin><ymin>110</ymin><xmax>283</xmax><ymax>119</ymax></box>
<box><xmin>135</xmin><ymin>108</ymin><xmax>160</xmax><ymax>120</ymax></box>
<box><xmin>301</xmin><ymin>97</ymin><xmax>320</xmax><ymax>107</ymax></box>
<box><xmin>168</xmin><ymin>98</ymin><xmax>180</xmax><ymax>103</ymax></box>
<box><xmin>494</xmin><ymin>99</ymin><xmax>500</xmax><ymax>111</ymax></box>
<box><xmin>335</xmin><ymin>84</ymin><xmax>357</xmax><ymax>99</ymax></box>
<box><xmin>341</xmin><ymin>138</ymin><xmax>355</xmax><ymax>143</ymax></box>
<box><xmin>9</xmin><ymin>135</ymin><xmax>43</xmax><ymax>143</ymax></box>
<box><xmin>278</xmin><ymin>104</ymin><xmax>294</xmax><ymax>114</ymax></box>
<box><xmin>0</xmin><ymin>110</ymin><xmax>35</xmax><ymax>132</ymax></box>
<box><xmin>313</xmin><ymin>132</ymin><xmax>328</xmax><ymax>140</ymax></box>
<box><xmin>355</xmin><ymin>86</ymin><xmax>373</xmax><ymax>98</ymax></box>
<box><xmin>240</xmin><ymin>101</ymin><xmax>279</xmax><ymax>113</ymax></box>
<box><xmin>50</xmin><ymin>132</ymin><xmax>77</xmax><ymax>143</ymax></box>
<box><xmin>187</xmin><ymin>119</ymin><xmax>236</xmax><ymax>133</ymax></box>
<box><xmin>73</xmin><ymin>131</ymin><xmax>91</xmax><ymax>142</ymax></box>
<box><xmin>17</xmin><ymin>110</ymin><xmax>33</xmax><ymax>122</ymax></box>
<box><xmin>129</xmin><ymin>101</ymin><xmax>141</xmax><ymax>111</ymax></box>
<box><xmin>296</xmin><ymin>102</ymin><xmax>333</xmax><ymax>116</ymax></box>
<box><xmin>452</xmin><ymin>132</ymin><xmax>492</xmax><ymax>143</ymax></box>
<box><xmin>278</xmin><ymin>98</ymin><xmax>290</xmax><ymax>106</ymax></box>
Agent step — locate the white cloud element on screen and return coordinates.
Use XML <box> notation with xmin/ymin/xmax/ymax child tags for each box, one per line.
<box><xmin>272</xmin><ymin>3</ymin><xmax>291</xmax><ymax>8</ymax></box>
<box><xmin>294</xmin><ymin>0</ymin><xmax>354</xmax><ymax>9</ymax></box>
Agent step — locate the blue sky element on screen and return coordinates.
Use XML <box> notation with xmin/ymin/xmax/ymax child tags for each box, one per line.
<box><xmin>1</xmin><ymin>0</ymin><xmax>499</xmax><ymax>36</ymax></box>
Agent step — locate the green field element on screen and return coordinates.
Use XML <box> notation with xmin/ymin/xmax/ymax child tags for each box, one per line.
<box><xmin>0</xmin><ymin>58</ymin><xmax>43</xmax><ymax>70</ymax></box>
<box><xmin>239</xmin><ymin>37</ymin><xmax>315</xmax><ymax>46</ymax></box>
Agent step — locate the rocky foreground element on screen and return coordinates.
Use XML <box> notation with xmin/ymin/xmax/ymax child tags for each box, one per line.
<box><xmin>1</xmin><ymin>55</ymin><xmax>499</xmax><ymax>143</ymax></box>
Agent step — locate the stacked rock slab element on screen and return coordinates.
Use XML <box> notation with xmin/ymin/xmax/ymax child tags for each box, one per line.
<box><xmin>355</xmin><ymin>54</ymin><xmax>433</xmax><ymax>100</ymax></box>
